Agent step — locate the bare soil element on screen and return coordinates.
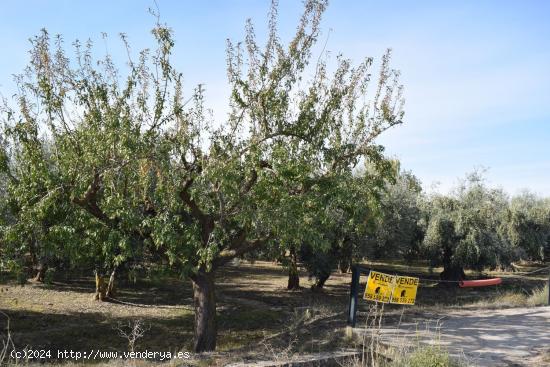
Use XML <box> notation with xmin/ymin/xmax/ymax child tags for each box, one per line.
<box><xmin>369</xmin><ymin>306</ymin><xmax>550</xmax><ymax>367</ymax></box>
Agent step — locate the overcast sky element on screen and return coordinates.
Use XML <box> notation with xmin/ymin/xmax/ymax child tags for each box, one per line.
<box><xmin>1</xmin><ymin>1</ymin><xmax>549</xmax><ymax>195</ymax></box>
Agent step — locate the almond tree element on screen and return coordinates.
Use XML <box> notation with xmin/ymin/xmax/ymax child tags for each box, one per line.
<box><xmin>1</xmin><ymin>0</ymin><xmax>404</xmax><ymax>351</ymax></box>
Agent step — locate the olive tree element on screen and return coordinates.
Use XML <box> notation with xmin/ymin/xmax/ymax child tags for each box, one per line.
<box><xmin>506</xmin><ymin>191</ymin><xmax>550</xmax><ymax>261</ymax></box>
<box><xmin>421</xmin><ymin>172</ymin><xmax>512</xmax><ymax>280</ymax></box>
<box><xmin>1</xmin><ymin>0</ymin><xmax>404</xmax><ymax>351</ymax></box>
<box><xmin>300</xmin><ymin>160</ymin><xmax>395</xmax><ymax>289</ymax></box>
<box><xmin>366</xmin><ymin>168</ymin><xmax>423</xmax><ymax>261</ymax></box>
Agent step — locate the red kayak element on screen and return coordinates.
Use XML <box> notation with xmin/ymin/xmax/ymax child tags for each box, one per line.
<box><xmin>459</xmin><ymin>278</ymin><xmax>502</xmax><ymax>288</ymax></box>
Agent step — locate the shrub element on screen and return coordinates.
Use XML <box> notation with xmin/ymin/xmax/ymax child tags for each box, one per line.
<box><xmin>527</xmin><ymin>284</ymin><xmax>549</xmax><ymax>306</ymax></box>
<box><xmin>392</xmin><ymin>346</ymin><xmax>463</xmax><ymax>367</ymax></box>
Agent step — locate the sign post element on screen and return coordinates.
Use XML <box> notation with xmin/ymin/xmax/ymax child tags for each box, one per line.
<box><xmin>347</xmin><ymin>266</ymin><xmax>361</xmax><ymax>327</ymax></box>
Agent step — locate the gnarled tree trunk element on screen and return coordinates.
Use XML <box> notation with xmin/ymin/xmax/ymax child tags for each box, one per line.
<box><xmin>311</xmin><ymin>273</ymin><xmax>330</xmax><ymax>291</ymax></box>
<box><xmin>192</xmin><ymin>270</ymin><xmax>217</xmax><ymax>352</ymax></box>
<box><xmin>33</xmin><ymin>263</ymin><xmax>48</xmax><ymax>282</ymax></box>
<box><xmin>93</xmin><ymin>268</ymin><xmax>118</xmax><ymax>301</ymax></box>
<box><xmin>440</xmin><ymin>264</ymin><xmax>466</xmax><ymax>282</ymax></box>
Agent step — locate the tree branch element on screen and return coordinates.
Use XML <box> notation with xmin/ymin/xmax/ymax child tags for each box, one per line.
<box><xmin>241</xmin><ymin>160</ymin><xmax>271</xmax><ymax>194</ymax></box>
<box><xmin>213</xmin><ymin>234</ymin><xmax>270</xmax><ymax>269</ymax></box>
<box><xmin>72</xmin><ymin>170</ymin><xmax>117</xmax><ymax>227</ymax></box>
<box><xmin>330</xmin><ymin>119</ymin><xmax>402</xmax><ymax>171</ymax></box>
<box><xmin>179</xmin><ymin>177</ymin><xmax>206</xmax><ymax>222</ymax></box>
<box><xmin>226</xmin><ymin>160</ymin><xmax>272</xmax><ymax>215</ymax></box>
<box><xmin>179</xmin><ymin>177</ymin><xmax>215</xmax><ymax>245</ymax></box>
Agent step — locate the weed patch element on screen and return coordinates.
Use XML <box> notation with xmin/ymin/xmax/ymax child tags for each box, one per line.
<box><xmin>389</xmin><ymin>345</ymin><xmax>464</xmax><ymax>367</ymax></box>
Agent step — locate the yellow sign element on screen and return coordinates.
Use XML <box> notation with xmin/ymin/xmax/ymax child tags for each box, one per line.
<box><xmin>391</xmin><ymin>275</ymin><xmax>419</xmax><ymax>305</ymax></box>
<box><xmin>363</xmin><ymin>271</ymin><xmax>419</xmax><ymax>305</ymax></box>
<box><xmin>364</xmin><ymin>271</ymin><xmax>394</xmax><ymax>303</ymax></box>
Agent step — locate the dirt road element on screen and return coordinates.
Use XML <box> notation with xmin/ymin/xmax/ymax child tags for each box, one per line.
<box><xmin>369</xmin><ymin>306</ymin><xmax>550</xmax><ymax>366</ymax></box>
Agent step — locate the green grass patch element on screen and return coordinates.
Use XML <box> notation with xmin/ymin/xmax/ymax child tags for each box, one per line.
<box><xmin>389</xmin><ymin>345</ymin><xmax>464</xmax><ymax>367</ymax></box>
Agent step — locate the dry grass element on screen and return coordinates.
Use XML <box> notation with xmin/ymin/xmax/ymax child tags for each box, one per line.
<box><xmin>0</xmin><ymin>279</ymin><xmax>196</xmax><ymax>355</ymax></box>
<box><xmin>0</xmin><ymin>262</ymin><xmax>352</xmax><ymax>365</ymax></box>
<box><xmin>342</xmin><ymin>303</ymin><xmax>466</xmax><ymax>367</ymax></box>
<box><xmin>0</xmin><ymin>311</ymin><xmax>16</xmax><ymax>366</ymax></box>
<box><xmin>0</xmin><ymin>260</ymin><xmax>547</xmax><ymax>366</ymax></box>
<box><xmin>527</xmin><ymin>284</ymin><xmax>549</xmax><ymax>306</ymax></box>
<box><xmin>466</xmin><ymin>283</ymin><xmax>549</xmax><ymax>308</ymax></box>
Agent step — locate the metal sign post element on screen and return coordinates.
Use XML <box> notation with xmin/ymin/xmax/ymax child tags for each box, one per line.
<box><xmin>346</xmin><ymin>265</ymin><xmax>372</xmax><ymax>328</ymax></box>
<box><xmin>346</xmin><ymin>265</ymin><xmax>360</xmax><ymax>327</ymax></box>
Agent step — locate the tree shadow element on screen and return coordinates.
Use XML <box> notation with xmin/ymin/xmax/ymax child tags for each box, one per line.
<box><xmin>0</xmin><ymin>308</ymin><xmax>195</xmax><ymax>362</ymax></box>
<box><xmin>31</xmin><ymin>276</ymin><xmax>195</xmax><ymax>307</ymax></box>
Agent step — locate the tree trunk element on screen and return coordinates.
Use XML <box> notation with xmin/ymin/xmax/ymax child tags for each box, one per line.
<box><xmin>287</xmin><ymin>269</ymin><xmax>300</xmax><ymax>290</ymax></box>
<box><xmin>93</xmin><ymin>270</ymin><xmax>107</xmax><ymax>301</ymax></box>
<box><xmin>192</xmin><ymin>271</ymin><xmax>217</xmax><ymax>352</ymax></box>
<box><xmin>339</xmin><ymin>260</ymin><xmax>350</xmax><ymax>274</ymax></box>
<box><xmin>440</xmin><ymin>264</ymin><xmax>465</xmax><ymax>282</ymax></box>
<box><xmin>33</xmin><ymin>264</ymin><xmax>48</xmax><ymax>282</ymax></box>
<box><xmin>338</xmin><ymin>239</ymin><xmax>352</xmax><ymax>273</ymax></box>
<box><xmin>106</xmin><ymin>267</ymin><xmax>117</xmax><ymax>299</ymax></box>
<box><xmin>287</xmin><ymin>248</ymin><xmax>300</xmax><ymax>290</ymax></box>
<box><xmin>311</xmin><ymin>273</ymin><xmax>330</xmax><ymax>291</ymax></box>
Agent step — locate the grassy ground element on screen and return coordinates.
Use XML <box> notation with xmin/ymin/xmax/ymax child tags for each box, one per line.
<box><xmin>0</xmin><ymin>262</ymin><xmax>352</xmax><ymax>365</ymax></box>
<box><xmin>0</xmin><ymin>260</ymin><xmax>548</xmax><ymax>365</ymax></box>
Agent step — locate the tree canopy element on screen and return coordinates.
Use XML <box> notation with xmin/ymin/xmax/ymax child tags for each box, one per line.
<box><xmin>0</xmin><ymin>0</ymin><xmax>405</xmax><ymax>351</ymax></box>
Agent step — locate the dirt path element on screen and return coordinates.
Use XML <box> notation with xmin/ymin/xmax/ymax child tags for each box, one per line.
<box><xmin>370</xmin><ymin>306</ymin><xmax>550</xmax><ymax>366</ymax></box>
